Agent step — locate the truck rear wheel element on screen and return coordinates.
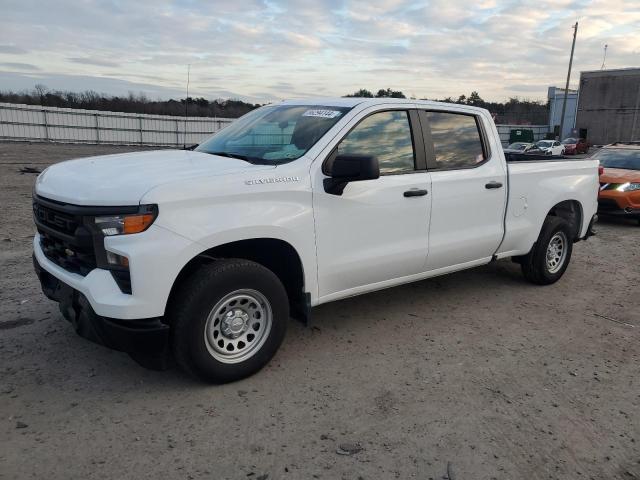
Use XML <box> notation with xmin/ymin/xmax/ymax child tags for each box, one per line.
<box><xmin>520</xmin><ymin>216</ymin><xmax>573</xmax><ymax>285</ymax></box>
<box><xmin>169</xmin><ymin>259</ymin><xmax>289</xmax><ymax>383</ymax></box>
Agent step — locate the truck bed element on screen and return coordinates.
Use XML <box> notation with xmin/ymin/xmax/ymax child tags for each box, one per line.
<box><xmin>496</xmin><ymin>157</ymin><xmax>600</xmax><ymax>258</ymax></box>
<box><xmin>504</xmin><ymin>152</ymin><xmax>587</xmax><ymax>162</ymax></box>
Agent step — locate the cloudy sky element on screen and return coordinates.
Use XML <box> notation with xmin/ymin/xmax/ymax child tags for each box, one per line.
<box><xmin>0</xmin><ymin>0</ymin><xmax>638</xmax><ymax>103</ymax></box>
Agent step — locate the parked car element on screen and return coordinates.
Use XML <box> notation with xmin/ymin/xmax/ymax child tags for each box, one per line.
<box><xmin>535</xmin><ymin>140</ymin><xmax>565</xmax><ymax>155</ymax></box>
<box><xmin>562</xmin><ymin>137</ymin><xmax>589</xmax><ymax>155</ymax></box>
<box><xmin>523</xmin><ymin>144</ymin><xmax>546</xmax><ymax>155</ymax></box>
<box><xmin>32</xmin><ymin>98</ymin><xmax>599</xmax><ymax>383</ymax></box>
<box><xmin>594</xmin><ymin>142</ymin><xmax>640</xmax><ymax>224</ymax></box>
<box><xmin>503</xmin><ymin>142</ymin><xmax>532</xmax><ymax>154</ymax></box>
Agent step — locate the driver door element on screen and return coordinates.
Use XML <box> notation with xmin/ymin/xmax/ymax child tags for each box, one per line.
<box><xmin>312</xmin><ymin>108</ymin><xmax>432</xmax><ymax>301</ymax></box>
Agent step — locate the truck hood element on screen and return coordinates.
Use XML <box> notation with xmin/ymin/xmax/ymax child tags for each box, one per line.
<box><xmin>35</xmin><ymin>149</ymin><xmax>275</xmax><ymax>205</ymax></box>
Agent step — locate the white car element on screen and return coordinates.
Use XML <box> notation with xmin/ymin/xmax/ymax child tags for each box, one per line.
<box><xmin>535</xmin><ymin>140</ymin><xmax>565</xmax><ymax>155</ymax></box>
<box><xmin>32</xmin><ymin>98</ymin><xmax>598</xmax><ymax>383</ymax></box>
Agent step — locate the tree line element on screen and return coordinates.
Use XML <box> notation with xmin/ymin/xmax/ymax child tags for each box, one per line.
<box><xmin>0</xmin><ymin>84</ymin><xmax>260</xmax><ymax>118</ymax></box>
<box><xmin>343</xmin><ymin>88</ymin><xmax>549</xmax><ymax>125</ymax></box>
<box><xmin>0</xmin><ymin>84</ymin><xmax>549</xmax><ymax>125</ymax></box>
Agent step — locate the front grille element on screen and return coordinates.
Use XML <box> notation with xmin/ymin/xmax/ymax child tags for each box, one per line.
<box><xmin>33</xmin><ymin>197</ymin><xmax>97</xmax><ymax>276</ymax></box>
<box><xmin>33</xmin><ymin>202</ymin><xmax>79</xmax><ymax>236</ymax></box>
<box><xmin>39</xmin><ymin>230</ymin><xmax>97</xmax><ymax>275</ymax></box>
<box><xmin>600</xmin><ymin>182</ymin><xmax>622</xmax><ymax>191</ymax></box>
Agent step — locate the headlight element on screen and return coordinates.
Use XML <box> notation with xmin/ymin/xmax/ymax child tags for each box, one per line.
<box><xmin>616</xmin><ymin>182</ymin><xmax>640</xmax><ymax>192</ymax></box>
<box><xmin>94</xmin><ymin>206</ymin><xmax>157</xmax><ymax>236</ymax></box>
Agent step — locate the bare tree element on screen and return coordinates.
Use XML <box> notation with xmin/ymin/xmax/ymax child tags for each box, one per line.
<box><xmin>33</xmin><ymin>84</ymin><xmax>48</xmax><ymax>105</ymax></box>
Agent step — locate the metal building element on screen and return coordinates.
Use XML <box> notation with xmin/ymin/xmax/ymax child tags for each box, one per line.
<box><xmin>575</xmin><ymin>68</ymin><xmax>640</xmax><ymax>145</ymax></box>
<box><xmin>548</xmin><ymin>86</ymin><xmax>578</xmax><ymax>140</ymax></box>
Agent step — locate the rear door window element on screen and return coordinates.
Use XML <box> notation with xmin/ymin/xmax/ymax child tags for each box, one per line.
<box><xmin>424</xmin><ymin>111</ymin><xmax>486</xmax><ymax>170</ymax></box>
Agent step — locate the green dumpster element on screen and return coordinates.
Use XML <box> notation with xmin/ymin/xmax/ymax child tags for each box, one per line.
<box><xmin>509</xmin><ymin>129</ymin><xmax>534</xmax><ymax>144</ymax></box>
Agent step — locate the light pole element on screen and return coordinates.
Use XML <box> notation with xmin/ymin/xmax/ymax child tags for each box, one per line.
<box><xmin>558</xmin><ymin>22</ymin><xmax>578</xmax><ymax>141</ymax></box>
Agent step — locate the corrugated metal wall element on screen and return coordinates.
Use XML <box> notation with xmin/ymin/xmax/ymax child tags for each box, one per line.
<box><xmin>576</xmin><ymin>68</ymin><xmax>640</xmax><ymax>145</ymax></box>
<box><xmin>0</xmin><ymin>103</ymin><xmax>234</xmax><ymax>146</ymax></box>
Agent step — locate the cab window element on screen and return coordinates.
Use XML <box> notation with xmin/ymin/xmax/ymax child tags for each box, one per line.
<box><xmin>425</xmin><ymin>111</ymin><xmax>486</xmax><ymax>169</ymax></box>
<box><xmin>338</xmin><ymin>110</ymin><xmax>416</xmax><ymax>175</ymax></box>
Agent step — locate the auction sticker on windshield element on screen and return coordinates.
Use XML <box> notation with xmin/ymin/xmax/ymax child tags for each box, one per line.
<box><xmin>302</xmin><ymin>109</ymin><xmax>343</xmax><ymax>119</ymax></box>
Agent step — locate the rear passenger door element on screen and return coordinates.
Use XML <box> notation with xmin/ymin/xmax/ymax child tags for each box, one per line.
<box><xmin>418</xmin><ymin>110</ymin><xmax>507</xmax><ymax>271</ymax></box>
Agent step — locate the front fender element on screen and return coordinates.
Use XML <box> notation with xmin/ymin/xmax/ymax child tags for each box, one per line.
<box><xmin>143</xmin><ymin>170</ymin><xmax>318</xmax><ymax>305</ymax></box>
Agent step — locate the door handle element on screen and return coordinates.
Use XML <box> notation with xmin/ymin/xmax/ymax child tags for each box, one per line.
<box><xmin>485</xmin><ymin>181</ymin><xmax>503</xmax><ymax>189</ymax></box>
<box><xmin>404</xmin><ymin>189</ymin><xmax>429</xmax><ymax>197</ymax></box>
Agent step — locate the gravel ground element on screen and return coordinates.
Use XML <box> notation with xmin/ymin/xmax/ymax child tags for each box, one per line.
<box><xmin>1</xmin><ymin>142</ymin><xmax>639</xmax><ymax>480</ymax></box>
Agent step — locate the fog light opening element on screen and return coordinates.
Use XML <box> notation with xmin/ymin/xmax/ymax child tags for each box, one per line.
<box><xmin>106</xmin><ymin>251</ymin><xmax>129</xmax><ymax>267</ymax></box>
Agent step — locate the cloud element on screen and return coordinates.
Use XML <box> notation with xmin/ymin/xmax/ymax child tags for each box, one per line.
<box><xmin>0</xmin><ymin>44</ymin><xmax>28</xmax><ymax>54</ymax></box>
<box><xmin>0</xmin><ymin>71</ymin><xmax>183</xmax><ymax>98</ymax></box>
<box><xmin>0</xmin><ymin>0</ymin><xmax>636</xmax><ymax>102</ymax></box>
<box><xmin>68</xmin><ymin>57</ymin><xmax>120</xmax><ymax>68</ymax></box>
<box><xmin>0</xmin><ymin>62</ymin><xmax>40</xmax><ymax>71</ymax></box>
<box><xmin>505</xmin><ymin>84</ymin><xmax>552</xmax><ymax>93</ymax></box>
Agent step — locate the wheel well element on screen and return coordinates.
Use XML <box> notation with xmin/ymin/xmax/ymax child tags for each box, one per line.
<box><xmin>167</xmin><ymin>238</ymin><xmax>307</xmax><ymax>321</ymax></box>
<box><xmin>547</xmin><ymin>200</ymin><xmax>583</xmax><ymax>240</ymax></box>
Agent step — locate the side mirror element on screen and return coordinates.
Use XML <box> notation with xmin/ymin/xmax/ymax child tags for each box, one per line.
<box><xmin>323</xmin><ymin>152</ymin><xmax>380</xmax><ymax>195</ymax></box>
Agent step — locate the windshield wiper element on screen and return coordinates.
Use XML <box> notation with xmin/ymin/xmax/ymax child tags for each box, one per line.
<box><xmin>207</xmin><ymin>151</ymin><xmax>269</xmax><ymax>165</ymax></box>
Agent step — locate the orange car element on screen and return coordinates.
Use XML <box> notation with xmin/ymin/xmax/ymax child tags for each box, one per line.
<box><xmin>595</xmin><ymin>142</ymin><xmax>640</xmax><ymax>225</ymax></box>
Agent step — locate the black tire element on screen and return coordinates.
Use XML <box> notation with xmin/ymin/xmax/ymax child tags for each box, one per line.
<box><xmin>169</xmin><ymin>259</ymin><xmax>289</xmax><ymax>383</ymax></box>
<box><xmin>520</xmin><ymin>216</ymin><xmax>573</xmax><ymax>285</ymax></box>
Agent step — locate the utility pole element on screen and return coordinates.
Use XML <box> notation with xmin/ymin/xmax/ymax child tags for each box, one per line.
<box><xmin>558</xmin><ymin>22</ymin><xmax>578</xmax><ymax>141</ymax></box>
<box><xmin>600</xmin><ymin>44</ymin><xmax>608</xmax><ymax>70</ymax></box>
<box><xmin>184</xmin><ymin>64</ymin><xmax>190</xmax><ymax>148</ymax></box>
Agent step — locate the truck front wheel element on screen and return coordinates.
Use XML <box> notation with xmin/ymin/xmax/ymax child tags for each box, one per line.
<box><xmin>169</xmin><ymin>259</ymin><xmax>289</xmax><ymax>383</ymax></box>
<box><xmin>519</xmin><ymin>216</ymin><xmax>573</xmax><ymax>285</ymax></box>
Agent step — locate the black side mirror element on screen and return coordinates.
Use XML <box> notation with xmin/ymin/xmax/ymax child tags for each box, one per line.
<box><xmin>323</xmin><ymin>152</ymin><xmax>379</xmax><ymax>195</ymax></box>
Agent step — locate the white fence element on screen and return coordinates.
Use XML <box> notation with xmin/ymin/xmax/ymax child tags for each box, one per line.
<box><xmin>0</xmin><ymin>103</ymin><xmax>234</xmax><ymax>146</ymax></box>
<box><xmin>496</xmin><ymin>124</ymin><xmax>550</xmax><ymax>146</ymax></box>
<box><xmin>1</xmin><ymin>102</ymin><xmax>550</xmax><ymax>148</ymax></box>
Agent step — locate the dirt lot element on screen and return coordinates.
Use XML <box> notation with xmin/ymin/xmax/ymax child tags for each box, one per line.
<box><xmin>1</xmin><ymin>142</ymin><xmax>639</xmax><ymax>480</ymax></box>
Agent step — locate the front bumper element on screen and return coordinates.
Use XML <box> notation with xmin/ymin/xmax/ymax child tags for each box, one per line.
<box><xmin>33</xmin><ymin>223</ymin><xmax>197</xmax><ymax>319</ymax></box>
<box><xmin>34</xmin><ymin>254</ymin><xmax>171</xmax><ymax>366</ymax></box>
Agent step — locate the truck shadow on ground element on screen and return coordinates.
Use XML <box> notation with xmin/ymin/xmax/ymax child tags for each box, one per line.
<box><xmin>595</xmin><ymin>216</ymin><xmax>640</xmax><ymax>228</ymax></box>
<box><xmin>27</xmin><ymin>258</ymin><xmax>532</xmax><ymax>389</ymax></box>
<box><xmin>308</xmin><ymin>258</ymin><xmax>526</xmax><ymax>329</ymax></box>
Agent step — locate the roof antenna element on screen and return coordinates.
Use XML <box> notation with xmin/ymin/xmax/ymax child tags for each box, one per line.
<box><xmin>600</xmin><ymin>44</ymin><xmax>608</xmax><ymax>70</ymax></box>
<box><xmin>184</xmin><ymin>64</ymin><xmax>190</xmax><ymax>148</ymax></box>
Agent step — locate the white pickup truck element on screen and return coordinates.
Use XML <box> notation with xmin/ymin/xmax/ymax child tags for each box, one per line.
<box><xmin>32</xmin><ymin>98</ymin><xmax>598</xmax><ymax>382</ymax></box>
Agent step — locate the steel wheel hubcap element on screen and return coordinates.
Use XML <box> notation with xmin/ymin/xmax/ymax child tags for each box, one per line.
<box><xmin>546</xmin><ymin>232</ymin><xmax>567</xmax><ymax>274</ymax></box>
<box><xmin>204</xmin><ymin>289</ymin><xmax>272</xmax><ymax>364</ymax></box>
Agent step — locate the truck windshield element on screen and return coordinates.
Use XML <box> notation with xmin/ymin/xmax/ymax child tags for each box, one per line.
<box><xmin>594</xmin><ymin>148</ymin><xmax>640</xmax><ymax>170</ymax></box>
<box><xmin>196</xmin><ymin>105</ymin><xmax>351</xmax><ymax>164</ymax></box>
